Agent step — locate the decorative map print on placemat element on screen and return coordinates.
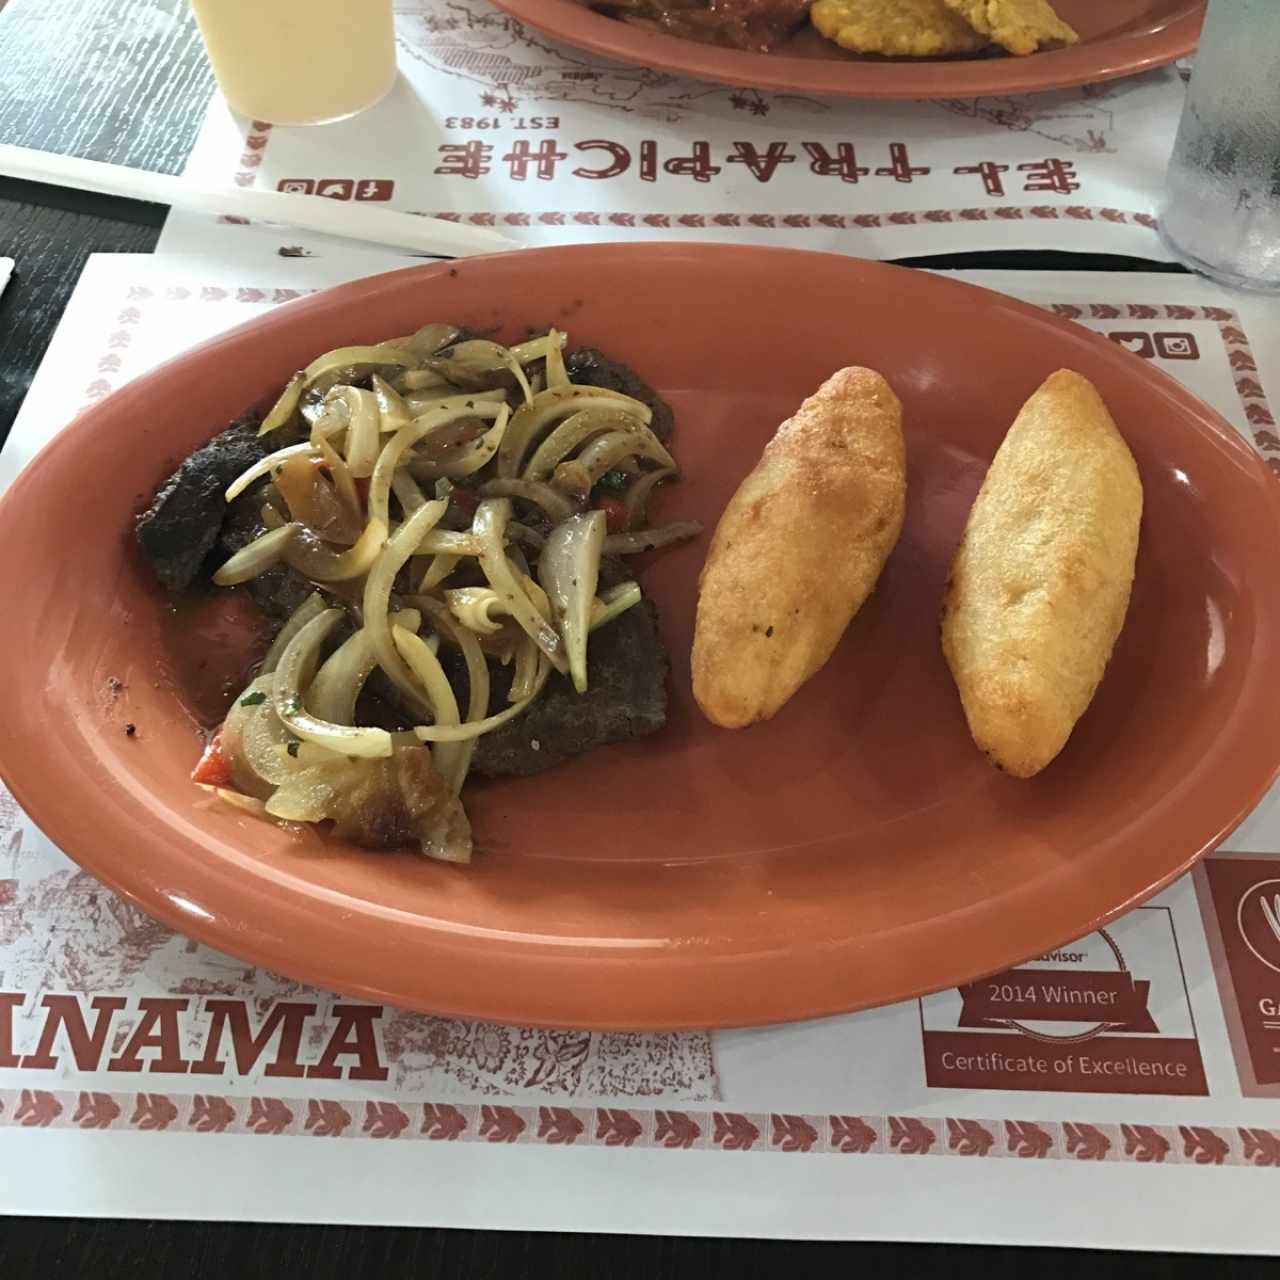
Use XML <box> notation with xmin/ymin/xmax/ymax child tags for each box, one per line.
<box><xmin>1</xmin><ymin>1086</ymin><xmax>1277</xmax><ymax>1168</ymax></box>
<box><xmin>939</xmin><ymin>93</ymin><xmax>1118</xmax><ymax>154</ymax></box>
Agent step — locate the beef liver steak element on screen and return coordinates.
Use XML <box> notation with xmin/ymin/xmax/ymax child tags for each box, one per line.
<box><xmin>565</xmin><ymin>348</ymin><xmax>675</xmax><ymax>443</ymax></box>
<box><xmin>135</xmin><ymin>415</ymin><xmax>268</xmax><ymax>593</ymax></box>
<box><xmin>472</xmin><ymin>597</ymin><xmax>669</xmax><ymax>778</ymax></box>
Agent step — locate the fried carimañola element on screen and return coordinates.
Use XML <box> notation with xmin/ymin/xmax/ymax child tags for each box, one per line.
<box><xmin>941</xmin><ymin>370</ymin><xmax>1142</xmax><ymax>778</ymax></box>
<box><xmin>693</xmin><ymin>367</ymin><xmax>906</xmax><ymax>729</ymax></box>
<box><xmin>941</xmin><ymin>0</ymin><xmax>1078</xmax><ymax>56</ymax></box>
<box><xmin>811</xmin><ymin>0</ymin><xmax>989</xmax><ymax>57</ymax></box>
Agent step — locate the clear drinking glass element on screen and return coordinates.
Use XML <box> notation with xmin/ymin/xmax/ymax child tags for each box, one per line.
<box><xmin>189</xmin><ymin>0</ymin><xmax>397</xmax><ymax>127</ymax></box>
<box><xmin>1158</xmin><ymin>0</ymin><xmax>1280</xmax><ymax>292</ymax></box>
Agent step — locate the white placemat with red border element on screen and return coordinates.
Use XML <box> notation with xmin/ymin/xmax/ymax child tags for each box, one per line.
<box><xmin>157</xmin><ymin>0</ymin><xmax>1190</xmax><ymax>263</ymax></box>
<box><xmin>1</xmin><ymin>254</ymin><xmax>1279</xmax><ymax>1251</ymax></box>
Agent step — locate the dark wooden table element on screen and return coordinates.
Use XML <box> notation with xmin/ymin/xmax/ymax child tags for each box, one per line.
<box><xmin>0</xmin><ymin>0</ymin><xmax>1259</xmax><ymax>1272</ymax></box>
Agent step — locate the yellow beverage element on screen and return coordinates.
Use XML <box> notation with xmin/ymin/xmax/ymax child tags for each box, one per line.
<box><xmin>190</xmin><ymin>0</ymin><xmax>397</xmax><ymax>126</ymax></box>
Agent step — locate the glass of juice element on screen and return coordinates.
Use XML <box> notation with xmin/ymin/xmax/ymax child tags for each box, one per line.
<box><xmin>1158</xmin><ymin>0</ymin><xmax>1280</xmax><ymax>292</ymax></box>
<box><xmin>189</xmin><ymin>0</ymin><xmax>397</xmax><ymax>126</ymax></box>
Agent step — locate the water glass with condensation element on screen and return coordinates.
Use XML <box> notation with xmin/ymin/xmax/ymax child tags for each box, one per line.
<box><xmin>189</xmin><ymin>0</ymin><xmax>397</xmax><ymax>127</ymax></box>
<box><xmin>1158</xmin><ymin>0</ymin><xmax>1280</xmax><ymax>292</ymax></box>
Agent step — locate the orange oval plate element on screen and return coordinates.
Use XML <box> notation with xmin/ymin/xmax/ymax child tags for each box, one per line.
<box><xmin>493</xmin><ymin>0</ymin><xmax>1203</xmax><ymax>99</ymax></box>
<box><xmin>0</xmin><ymin>245</ymin><xmax>1277</xmax><ymax>1030</ymax></box>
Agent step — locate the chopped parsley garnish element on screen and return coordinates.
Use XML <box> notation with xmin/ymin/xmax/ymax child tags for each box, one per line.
<box><xmin>239</xmin><ymin>691</ymin><xmax>267</xmax><ymax>707</ymax></box>
<box><xmin>286</xmin><ymin>739</ymin><xmax>301</xmax><ymax>758</ymax></box>
<box><xmin>592</xmin><ymin>469</ymin><xmax>629</xmax><ymax>498</ymax></box>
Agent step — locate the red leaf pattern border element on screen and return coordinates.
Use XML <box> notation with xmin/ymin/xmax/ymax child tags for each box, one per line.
<box><xmin>304</xmin><ymin>1099</ymin><xmax>352</xmax><ymax>1138</ymax></box>
<box><xmin>830</xmin><ymin>1115</ymin><xmax>880</xmax><ymax>1154</ymax></box>
<box><xmin>247</xmin><ymin>1097</ymin><xmax>294</xmax><ymax>1136</ymax></box>
<box><xmin>1006</xmin><ymin>1120</ymin><xmax>1055</xmax><ymax>1159</ymax></box>
<box><xmin>14</xmin><ymin>1090</ymin><xmax>61</xmax><ymax>1128</ymax></box>
<box><xmin>78</xmin><ymin>281</ymin><xmax>317</xmax><ymax>413</ymax></box>
<box><xmin>1121</xmin><ymin>1124</ymin><xmax>1171</xmax><ymax>1164</ymax></box>
<box><xmin>421</xmin><ymin>1103</ymin><xmax>469</xmax><ymax>1142</ymax></box>
<box><xmin>190</xmin><ymin>1095</ymin><xmax>236</xmax><ymax>1134</ymax></box>
<box><xmin>0</xmin><ymin>1090</ymin><xmax>1273</xmax><ymax>1165</ymax></box>
<box><xmin>1216</xmin><ymin>317</ymin><xmax>1279</xmax><ymax>469</ymax></box>
<box><xmin>73</xmin><ymin>1091</ymin><xmax>120</xmax><ymax>1131</ymax></box>
<box><xmin>712</xmin><ymin>1112</ymin><xmax>762</xmax><ymax>1152</ymax></box>
<box><xmin>417</xmin><ymin>205</ymin><xmax>1152</xmax><ymax>233</ymax></box>
<box><xmin>130</xmin><ymin>1094</ymin><xmax>179</xmax><ymax>1132</ymax></box>
<box><xmin>1063</xmin><ymin>1122</ymin><xmax>1113</xmax><ymax>1162</ymax></box>
<box><xmin>220</xmin><ymin>122</ymin><xmax>274</xmax><ymax>215</ymax></box>
<box><xmin>1239</xmin><ymin>1129</ymin><xmax>1280</xmax><ymax>1168</ymax></box>
<box><xmin>1180</xmin><ymin>1125</ymin><xmax>1231</xmax><ymax>1166</ymax></box>
<box><xmin>596</xmin><ymin>1108</ymin><xmax>644</xmax><ymax>1147</ymax></box>
<box><xmin>889</xmin><ymin>1116</ymin><xmax>937</xmax><ymax>1155</ymax></box>
<box><xmin>771</xmin><ymin>1113</ymin><xmax>820</xmax><ymax>1153</ymax></box>
<box><xmin>947</xmin><ymin>1118</ymin><xmax>995</xmax><ymax>1157</ymax></box>
<box><xmin>537</xmin><ymin>1106</ymin><xmax>587</xmax><ymax>1146</ymax></box>
<box><xmin>362</xmin><ymin>1101</ymin><xmax>410</xmax><ymax>1139</ymax></box>
<box><xmin>479</xmin><ymin>1104</ymin><xmax>527</xmax><ymax>1144</ymax></box>
<box><xmin>654</xmin><ymin>1110</ymin><xmax>702</xmax><ymax>1150</ymax></box>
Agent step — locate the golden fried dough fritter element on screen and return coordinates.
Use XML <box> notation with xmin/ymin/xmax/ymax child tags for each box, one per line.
<box><xmin>942</xmin><ymin>0</ymin><xmax>1078</xmax><ymax>55</ymax></box>
<box><xmin>941</xmin><ymin>370</ymin><xmax>1142</xmax><ymax>778</ymax></box>
<box><xmin>811</xmin><ymin>0</ymin><xmax>989</xmax><ymax>57</ymax></box>
<box><xmin>692</xmin><ymin>367</ymin><xmax>906</xmax><ymax>729</ymax></box>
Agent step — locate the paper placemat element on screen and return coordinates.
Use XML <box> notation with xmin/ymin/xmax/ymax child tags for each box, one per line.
<box><xmin>158</xmin><ymin>0</ymin><xmax>1189</xmax><ymax>263</ymax></box>
<box><xmin>2</xmin><ymin>253</ymin><xmax>1279</xmax><ymax>1251</ymax></box>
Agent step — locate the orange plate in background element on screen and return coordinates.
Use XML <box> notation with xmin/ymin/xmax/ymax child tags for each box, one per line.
<box><xmin>0</xmin><ymin>244</ymin><xmax>1277</xmax><ymax>1030</ymax></box>
<box><xmin>492</xmin><ymin>0</ymin><xmax>1202</xmax><ymax>99</ymax></box>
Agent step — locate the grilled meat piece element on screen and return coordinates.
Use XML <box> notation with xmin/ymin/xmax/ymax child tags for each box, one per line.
<box><xmin>138</xmin><ymin>376</ymin><xmax>676</xmax><ymax>785</ymax></box>
<box><xmin>219</xmin><ymin>490</ymin><xmax>321</xmax><ymax>624</ymax></box>
<box><xmin>471</xmin><ymin>597</ymin><xmax>669</xmax><ymax>778</ymax></box>
<box><xmin>565</xmin><ymin>348</ymin><xmax>676</xmax><ymax>443</ymax></box>
<box><xmin>135</xmin><ymin>416</ymin><xmax>268</xmax><ymax>592</ymax></box>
